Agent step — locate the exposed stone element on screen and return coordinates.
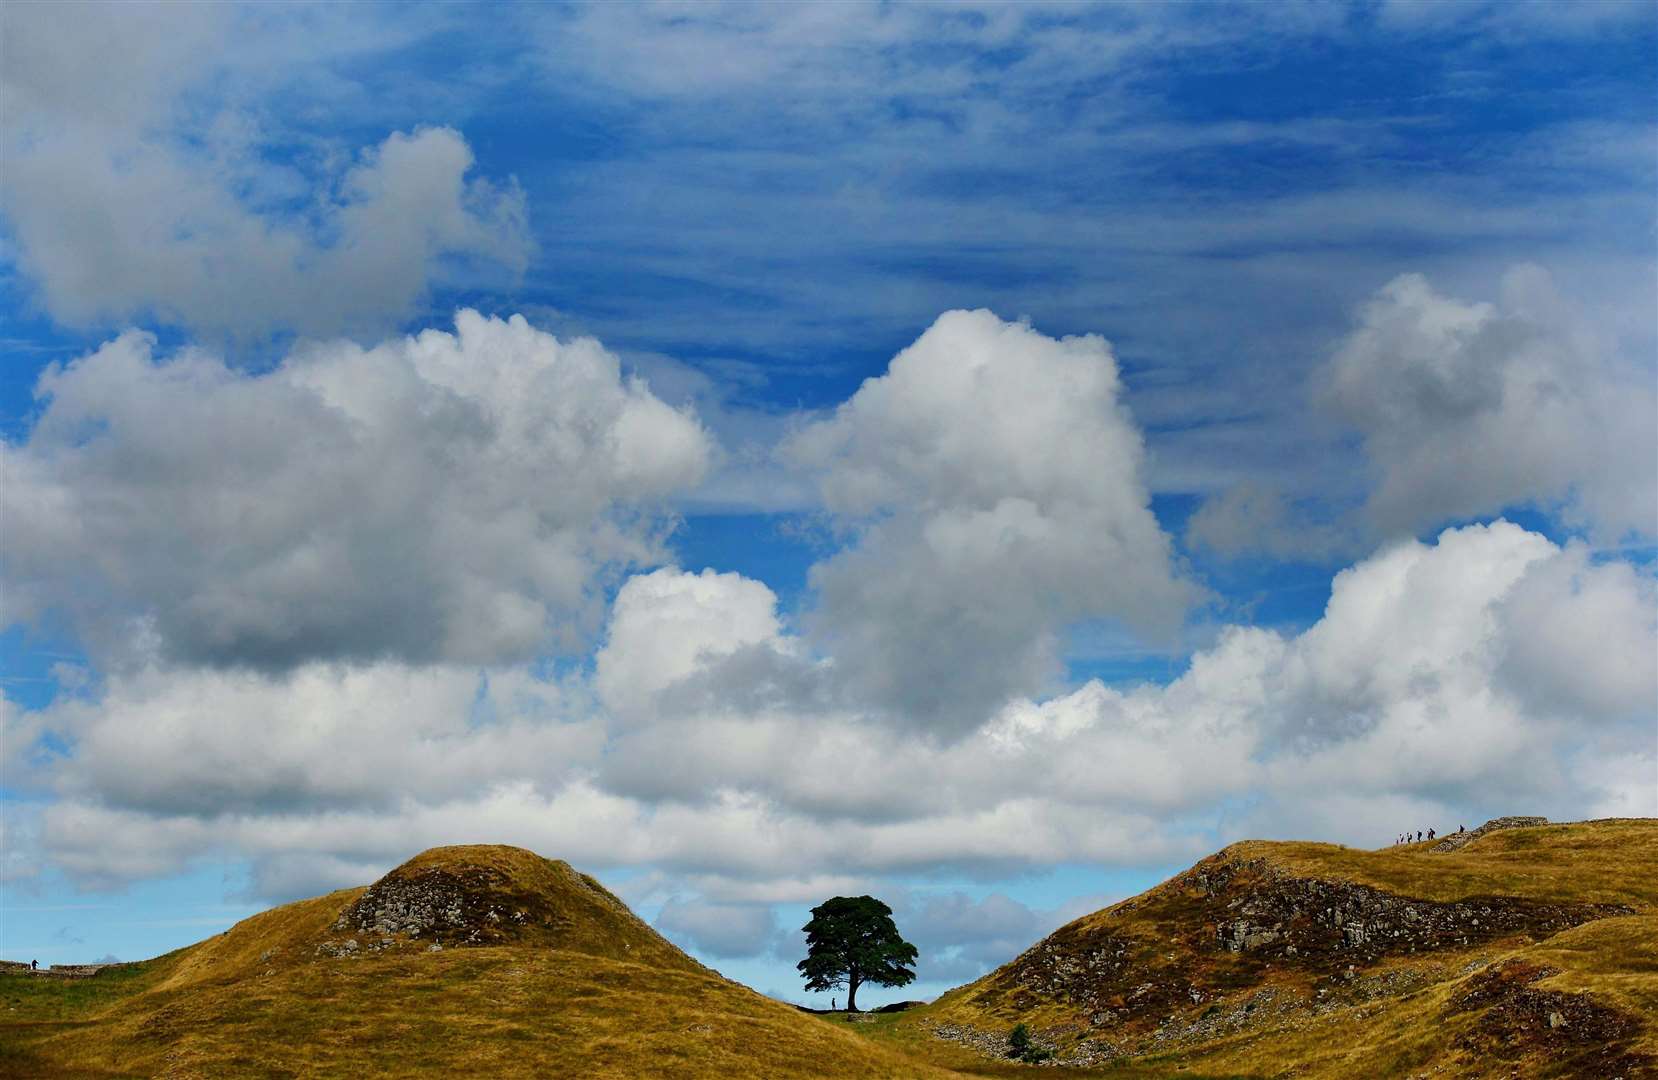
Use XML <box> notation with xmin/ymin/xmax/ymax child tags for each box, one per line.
<box><xmin>1431</xmin><ymin>816</ymin><xmax>1549</xmax><ymax>853</ymax></box>
<box><xmin>1197</xmin><ymin>856</ymin><xmax>1625</xmax><ymax>965</ymax></box>
<box><xmin>948</xmin><ymin>847</ymin><xmax>1630</xmax><ymax>1064</ymax></box>
<box><xmin>315</xmin><ymin>939</ymin><xmax>361</xmax><ymax>959</ymax></box>
<box><xmin>333</xmin><ymin>862</ymin><xmax>567</xmax><ymax>950</ymax></box>
<box><xmin>1448</xmin><ymin>959</ymin><xmax>1653</xmax><ymax>1075</ymax></box>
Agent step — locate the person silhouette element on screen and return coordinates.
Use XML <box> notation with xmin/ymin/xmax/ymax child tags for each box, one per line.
<box><xmin>831</xmin><ymin>997</ymin><xmax>837</xmax><ymax>1011</ymax></box>
<box><xmin>1416</xmin><ymin>830</ymin><xmax>1422</xmax><ymax>842</ymax></box>
<box><xmin>30</xmin><ymin>959</ymin><xmax>37</xmax><ymax>971</ymax></box>
<box><xmin>1428</xmin><ymin>828</ymin><xmax>1435</xmax><ymax>840</ymax></box>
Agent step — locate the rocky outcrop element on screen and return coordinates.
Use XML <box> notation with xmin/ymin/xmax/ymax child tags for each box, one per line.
<box><xmin>1431</xmin><ymin>816</ymin><xmax>1549</xmax><ymax>853</ymax></box>
<box><xmin>1196</xmin><ymin>856</ymin><xmax>1624</xmax><ymax>965</ymax></box>
<box><xmin>961</xmin><ymin>849</ymin><xmax>1630</xmax><ymax>1056</ymax></box>
<box><xmin>310</xmin><ymin>846</ymin><xmax>693</xmax><ymax>970</ymax></box>
<box><xmin>1447</xmin><ymin>959</ymin><xmax>1653</xmax><ymax>1075</ymax></box>
<box><xmin>333</xmin><ymin>863</ymin><xmax>540</xmax><ymax>947</ymax></box>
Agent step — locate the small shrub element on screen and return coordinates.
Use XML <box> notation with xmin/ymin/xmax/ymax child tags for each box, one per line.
<box><xmin>1007</xmin><ymin>1023</ymin><xmax>1052</xmax><ymax>1063</ymax></box>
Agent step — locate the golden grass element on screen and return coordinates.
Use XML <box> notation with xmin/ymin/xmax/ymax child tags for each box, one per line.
<box><xmin>905</xmin><ymin>818</ymin><xmax>1658</xmax><ymax>1079</ymax></box>
<box><xmin>0</xmin><ymin>847</ymin><xmax>959</xmax><ymax>1079</ymax></box>
<box><xmin>1241</xmin><ymin>818</ymin><xmax>1658</xmax><ymax>910</ymax></box>
<box><xmin>5</xmin><ymin>827</ymin><xmax>1652</xmax><ymax>1079</ymax></box>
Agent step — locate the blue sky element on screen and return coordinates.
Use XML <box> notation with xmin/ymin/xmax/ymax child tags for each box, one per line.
<box><xmin>2</xmin><ymin>1</ymin><xmax>1655</xmax><ymax>1005</ymax></box>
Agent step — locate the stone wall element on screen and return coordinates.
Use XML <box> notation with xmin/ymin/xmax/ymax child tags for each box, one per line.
<box><xmin>1431</xmin><ymin>816</ymin><xmax>1549</xmax><ymax>853</ymax></box>
<box><xmin>0</xmin><ymin>960</ymin><xmax>134</xmax><ymax>978</ymax></box>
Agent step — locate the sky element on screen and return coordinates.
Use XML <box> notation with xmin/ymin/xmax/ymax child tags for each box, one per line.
<box><xmin>1</xmin><ymin>0</ymin><xmax>1655</xmax><ymax>1006</ymax></box>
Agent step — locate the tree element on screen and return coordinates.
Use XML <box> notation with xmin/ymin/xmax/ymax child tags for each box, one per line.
<box><xmin>1007</xmin><ymin>1023</ymin><xmax>1050</xmax><ymax>1063</ymax></box>
<box><xmin>796</xmin><ymin>895</ymin><xmax>918</xmax><ymax>1012</ymax></box>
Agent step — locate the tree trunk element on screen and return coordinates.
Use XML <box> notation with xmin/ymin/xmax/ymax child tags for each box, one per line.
<box><xmin>847</xmin><ymin>971</ymin><xmax>861</xmax><ymax>1012</ymax></box>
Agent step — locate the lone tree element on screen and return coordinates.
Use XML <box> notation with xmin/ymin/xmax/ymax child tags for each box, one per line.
<box><xmin>797</xmin><ymin>895</ymin><xmax>918</xmax><ymax>1012</ymax></box>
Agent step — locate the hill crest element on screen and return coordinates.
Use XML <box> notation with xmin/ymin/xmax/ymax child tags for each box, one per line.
<box><xmin>920</xmin><ymin>817</ymin><xmax>1658</xmax><ymax>1074</ymax></box>
<box><xmin>321</xmin><ymin>844</ymin><xmax>688</xmax><ymax>967</ymax></box>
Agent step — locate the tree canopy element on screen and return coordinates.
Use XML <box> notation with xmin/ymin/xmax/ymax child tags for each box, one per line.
<box><xmin>796</xmin><ymin>895</ymin><xmax>918</xmax><ymax>1012</ymax></box>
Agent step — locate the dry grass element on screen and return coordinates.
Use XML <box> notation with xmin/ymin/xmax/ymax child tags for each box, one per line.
<box><xmin>0</xmin><ymin>847</ymin><xmax>957</xmax><ymax>1079</ymax></box>
<box><xmin>1244</xmin><ymin>818</ymin><xmax>1658</xmax><ymax>910</ymax></box>
<box><xmin>908</xmin><ymin>819</ymin><xmax>1658</xmax><ymax>1079</ymax></box>
<box><xmin>5</xmin><ymin>827</ymin><xmax>1653</xmax><ymax>1079</ymax></box>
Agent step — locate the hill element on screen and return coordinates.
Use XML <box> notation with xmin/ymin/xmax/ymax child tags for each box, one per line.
<box><xmin>0</xmin><ymin>845</ymin><xmax>956</xmax><ymax>1079</ymax></box>
<box><xmin>5</xmin><ymin>823</ymin><xmax>1654</xmax><ymax>1078</ymax></box>
<box><xmin>904</xmin><ymin>817</ymin><xmax>1658</xmax><ymax>1078</ymax></box>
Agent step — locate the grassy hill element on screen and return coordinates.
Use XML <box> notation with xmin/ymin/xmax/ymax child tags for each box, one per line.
<box><xmin>4</xmin><ymin>822</ymin><xmax>1654</xmax><ymax>1078</ymax></box>
<box><xmin>0</xmin><ymin>845</ymin><xmax>956</xmax><ymax>1079</ymax></box>
<box><xmin>902</xmin><ymin>817</ymin><xmax>1658</xmax><ymax>1078</ymax></box>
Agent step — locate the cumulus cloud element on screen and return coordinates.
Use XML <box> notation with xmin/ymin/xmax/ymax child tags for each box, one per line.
<box><xmin>655</xmin><ymin>897</ymin><xmax>779</xmax><ymax>960</ymax></box>
<box><xmin>787</xmin><ymin>309</ymin><xmax>1196</xmax><ymax>733</ymax></box>
<box><xmin>1318</xmin><ymin>265</ymin><xmax>1656</xmax><ymax>540</ymax></box>
<box><xmin>625</xmin><ymin>520</ymin><xmax>1649</xmax><ymax>843</ymax></box>
<box><xmin>23</xmin><ymin>520</ymin><xmax>1637</xmax><ymax>902</ymax></box>
<box><xmin>600</xmin><ymin>522</ymin><xmax>1649</xmax><ymax>850</ymax></box>
<box><xmin>1</xmin><ymin>311</ymin><xmax>710</xmax><ymax>669</ymax></box>
<box><xmin>34</xmin><ymin>662</ymin><xmax>602</xmax><ymax>818</ymax></box>
<box><xmin>595</xmin><ymin>568</ymin><xmax>787</xmax><ymax>726</ymax></box>
<box><xmin>0</xmin><ymin>4</ymin><xmax>528</xmax><ymax>340</ymax></box>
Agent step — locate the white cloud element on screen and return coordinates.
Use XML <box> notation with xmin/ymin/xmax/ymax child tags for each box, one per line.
<box><xmin>1495</xmin><ymin>543</ymin><xmax>1657</xmax><ymax>720</ymax></box>
<box><xmin>0</xmin><ymin>4</ymin><xmax>527</xmax><ymax>340</ymax></box>
<box><xmin>595</xmin><ymin>568</ymin><xmax>786</xmax><ymax>726</ymax></box>
<box><xmin>2</xmin><ymin>311</ymin><xmax>711</xmax><ymax>669</ymax></box>
<box><xmin>655</xmin><ymin>896</ymin><xmax>779</xmax><ymax>960</ymax></box>
<box><xmin>1318</xmin><ymin>265</ymin><xmax>1656</xmax><ymax>540</ymax></box>
<box><xmin>2</xmin><ymin>317</ymin><xmax>1649</xmax><ymax>938</ymax></box>
<box><xmin>24</xmin><ymin>519</ymin><xmax>1638</xmax><ymax>900</ymax></box>
<box><xmin>37</xmin><ymin>662</ymin><xmax>602</xmax><ymax>818</ymax></box>
<box><xmin>787</xmin><ymin>309</ymin><xmax>1196</xmax><ymax>732</ymax></box>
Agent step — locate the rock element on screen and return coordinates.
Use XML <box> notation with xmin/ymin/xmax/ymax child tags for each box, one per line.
<box><xmin>315</xmin><ymin>938</ymin><xmax>362</xmax><ymax>959</ymax></box>
<box><xmin>1431</xmin><ymin>817</ymin><xmax>1549</xmax><ymax>854</ymax></box>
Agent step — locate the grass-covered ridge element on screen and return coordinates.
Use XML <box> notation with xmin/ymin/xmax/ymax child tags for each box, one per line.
<box><xmin>913</xmin><ymin>818</ymin><xmax>1658</xmax><ymax>1077</ymax></box>
<box><xmin>3</xmin><ymin>823</ymin><xmax>1653</xmax><ymax>1078</ymax></box>
<box><xmin>0</xmin><ymin>845</ymin><xmax>956</xmax><ymax>1079</ymax></box>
